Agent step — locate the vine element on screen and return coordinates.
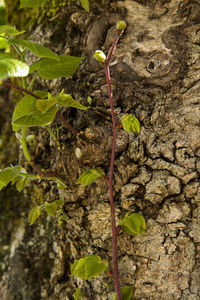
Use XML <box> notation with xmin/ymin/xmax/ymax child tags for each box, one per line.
<box><xmin>0</xmin><ymin>19</ymin><xmax>146</xmax><ymax>300</ymax></box>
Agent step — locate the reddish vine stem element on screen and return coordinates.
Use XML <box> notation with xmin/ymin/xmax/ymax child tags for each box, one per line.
<box><xmin>104</xmin><ymin>29</ymin><xmax>124</xmax><ymax>300</ymax></box>
<box><xmin>3</xmin><ymin>82</ymin><xmax>41</xmax><ymax>99</ymax></box>
<box><xmin>56</xmin><ymin>112</ymin><xmax>79</xmax><ymax>135</ymax></box>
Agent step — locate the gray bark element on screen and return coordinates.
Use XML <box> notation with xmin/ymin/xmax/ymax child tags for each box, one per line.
<box><xmin>0</xmin><ymin>0</ymin><xmax>200</xmax><ymax>299</ymax></box>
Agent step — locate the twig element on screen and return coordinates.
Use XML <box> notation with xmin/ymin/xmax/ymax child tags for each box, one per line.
<box><xmin>104</xmin><ymin>29</ymin><xmax>125</xmax><ymax>300</ymax></box>
<box><xmin>56</xmin><ymin>112</ymin><xmax>79</xmax><ymax>135</ymax></box>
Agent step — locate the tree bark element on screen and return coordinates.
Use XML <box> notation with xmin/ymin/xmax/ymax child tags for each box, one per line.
<box><xmin>1</xmin><ymin>0</ymin><xmax>200</xmax><ymax>299</ymax></box>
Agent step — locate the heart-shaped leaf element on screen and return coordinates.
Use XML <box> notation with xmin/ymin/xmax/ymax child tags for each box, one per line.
<box><xmin>28</xmin><ymin>206</ymin><xmax>42</xmax><ymax>225</ymax></box>
<box><xmin>120</xmin><ymin>213</ymin><xmax>146</xmax><ymax>236</ymax></box>
<box><xmin>12</xmin><ymin>94</ymin><xmax>58</xmax><ymax>130</ymax></box>
<box><xmin>0</xmin><ymin>165</ymin><xmax>21</xmax><ymax>190</ymax></box>
<box><xmin>71</xmin><ymin>255</ymin><xmax>108</xmax><ymax>279</ymax></box>
<box><xmin>76</xmin><ymin>168</ymin><xmax>105</xmax><ymax>187</ymax></box>
<box><xmin>121</xmin><ymin>114</ymin><xmax>140</xmax><ymax>134</ymax></box>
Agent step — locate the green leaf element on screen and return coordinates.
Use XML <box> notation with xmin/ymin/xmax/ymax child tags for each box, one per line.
<box><xmin>15</xmin><ymin>176</ymin><xmax>30</xmax><ymax>192</ymax></box>
<box><xmin>120</xmin><ymin>213</ymin><xmax>146</xmax><ymax>236</ymax></box>
<box><xmin>36</xmin><ymin>96</ymin><xmax>57</xmax><ymax>113</ymax></box>
<box><xmin>121</xmin><ymin>114</ymin><xmax>140</xmax><ymax>134</ymax></box>
<box><xmin>28</xmin><ymin>206</ymin><xmax>42</xmax><ymax>225</ymax></box>
<box><xmin>81</xmin><ymin>0</ymin><xmax>89</xmax><ymax>12</ymax></box>
<box><xmin>0</xmin><ymin>25</ymin><xmax>25</xmax><ymax>36</ymax></box>
<box><xmin>0</xmin><ymin>53</ymin><xmax>29</xmax><ymax>80</ymax></box>
<box><xmin>73</xmin><ymin>288</ymin><xmax>85</xmax><ymax>300</ymax></box>
<box><xmin>12</xmin><ymin>94</ymin><xmax>58</xmax><ymax>130</ymax></box>
<box><xmin>45</xmin><ymin>201</ymin><xmax>58</xmax><ymax>217</ymax></box>
<box><xmin>113</xmin><ymin>286</ymin><xmax>134</xmax><ymax>300</ymax></box>
<box><xmin>51</xmin><ymin>90</ymin><xmax>89</xmax><ymax>110</ymax></box>
<box><xmin>76</xmin><ymin>168</ymin><xmax>105</xmax><ymax>187</ymax></box>
<box><xmin>0</xmin><ymin>37</ymin><xmax>9</xmax><ymax>50</ymax></box>
<box><xmin>9</xmin><ymin>39</ymin><xmax>58</xmax><ymax>59</ymax></box>
<box><xmin>0</xmin><ymin>165</ymin><xmax>21</xmax><ymax>190</ymax></box>
<box><xmin>71</xmin><ymin>255</ymin><xmax>108</xmax><ymax>280</ymax></box>
<box><xmin>29</xmin><ymin>55</ymin><xmax>85</xmax><ymax>79</ymax></box>
<box><xmin>19</xmin><ymin>0</ymin><xmax>48</xmax><ymax>8</ymax></box>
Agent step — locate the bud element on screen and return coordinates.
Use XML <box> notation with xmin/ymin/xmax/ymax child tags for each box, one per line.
<box><xmin>116</xmin><ymin>20</ymin><xmax>127</xmax><ymax>31</ymax></box>
<box><xmin>93</xmin><ymin>50</ymin><xmax>106</xmax><ymax>64</ymax></box>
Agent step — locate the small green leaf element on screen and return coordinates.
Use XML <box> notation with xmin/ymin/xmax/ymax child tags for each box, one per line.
<box><xmin>0</xmin><ymin>53</ymin><xmax>29</xmax><ymax>80</ymax></box>
<box><xmin>28</xmin><ymin>206</ymin><xmax>42</xmax><ymax>225</ymax></box>
<box><xmin>0</xmin><ymin>165</ymin><xmax>21</xmax><ymax>190</ymax></box>
<box><xmin>73</xmin><ymin>288</ymin><xmax>85</xmax><ymax>300</ymax></box>
<box><xmin>51</xmin><ymin>90</ymin><xmax>89</xmax><ymax>110</ymax></box>
<box><xmin>9</xmin><ymin>39</ymin><xmax>58</xmax><ymax>59</ymax></box>
<box><xmin>120</xmin><ymin>213</ymin><xmax>146</xmax><ymax>236</ymax></box>
<box><xmin>81</xmin><ymin>0</ymin><xmax>89</xmax><ymax>12</ymax></box>
<box><xmin>15</xmin><ymin>176</ymin><xmax>30</xmax><ymax>192</ymax></box>
<box><xmin>0</xmin><ymin>25</ymin><xmax>25</xmax><ymax>36</ymax></box>
<box><xmin>36</xmin><ymin>96</ymin><xmax>57</xmax><ymax>113</ymax></box>
<box><xmin>113</xmin><ymin>285</ymin><xmax>134</xmax><ymax>300</ymax></box>
<box><xmin>121</xmin><ymin>114</ymin><xmax>140</xmax><ymax>134</ymax></box>
<box><xmin>19</xmin><ymin>0</ymin><xmax>48</xmax><ymax>8</ymax></box>
<box><xmin>12</xmin><ymin>94</ymin><xmax>58</xmax><ymax>130</ymax></box>
<box><xmin>76</xmin><ymin>168</ymin><xmax>105</xmax><ymax>187</ymax></box>
<box><xmin>45</xmin><ymin>201</ymin><xmax>58</xmax><ymax>217</ymax></box>
<box><xmin>71</xmin><ymin>255</ymin><xmax>108</xmax><ymax>279</ymax></box>
<box><xmin>29</xmin><ymin>55</ymin><xmax>85</xmax><ymax>79</ymax></box>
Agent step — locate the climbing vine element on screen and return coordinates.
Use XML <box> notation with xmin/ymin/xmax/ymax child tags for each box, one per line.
<box><xmin>0</xmin><ymin>16</ymin><xmax>146</xmax><ymax>300</ymax></box>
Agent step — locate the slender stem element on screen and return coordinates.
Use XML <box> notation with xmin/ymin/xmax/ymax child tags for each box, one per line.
<box><xmin>2</xmin><ymin>82</ymin><xmax>41</xmax><ymax>99</ymax></box>
<box><xmin>28</xmin><ymin>71</ymin><xmax>38</xmax><ymax>91</ymax></box>
<box><xmin>106</xmin><ymin>30</ymin><xmax>123</xmax><ymax>66</ymax></box>
<box><xmin>44</xmin><ymin>125</ymin><xmax>61</xmax><ymax>150</ymax></box>
<box><xmin>56</xmin><ymin>112</ymin><xmax>78</xmax><ymax>135</ymax></box>
<box><xmin>22</xmin><ymin>127</ymin><xmax>32</xmax><ymax>162</ymax></box>
<box><xmin>104</xmin><ymin>30</ymin><xmax>123</xmax><ymax>300</ymax></box>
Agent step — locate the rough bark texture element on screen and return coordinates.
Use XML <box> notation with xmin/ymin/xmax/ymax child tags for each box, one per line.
<box><xmin>0</xmin><ymin>0</ymin><xmax>200</xmax><ymax>299</ymax></box>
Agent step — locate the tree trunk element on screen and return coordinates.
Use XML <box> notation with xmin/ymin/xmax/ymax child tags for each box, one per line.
<box><xmin>1</xmin><ymin>0</ymin><xmax>200</xmax><ymax>299</ymax></box>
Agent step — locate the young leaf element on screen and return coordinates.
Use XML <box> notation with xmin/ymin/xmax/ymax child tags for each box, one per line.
<box><xmin>120</xmin><ymin>213</ymin><xmax>146</xmax><ymax>236</ymax></box>
<box><xmin>15</xmin><ymin>176</ymin><xmax>30</xmax><ymax>192</ymax></box>
<box><xmin>28</xmin><ymin>206</ymin><xmax>42</xmax><ymax>225</ymax></box>
<box><xmin>9</xmin><ymin>39</ymin><xmax>58</xmax><ymax>60</ymax></box>
<box><xmin>12</xmin><ymin>94</ymin><xmax>58</xmax><ymax>130</ymax></box>
<box><xmin>0</xmin><ymin>165</ymin><xmax>21</xmax><ymax>190</ymax></box>
<box><xmin>113</xmin><ymin>285</ymin><xmax>134</xmax><ymax>300</ymax></box>
<box><xmin>51</xmin><ymin>90</ymin><xmax>89</xmax><ymax>110</ymax></box>
<box><xmin>76</xmin><ymin>168</ymin><xmax>105</xmax><ymax>187</ymax></box>
<box><xmin>0</xmin><ymin>25</ymin><xmax>25</xmax><ymax>36</ymax></box>
<box><xmin>36</xmin><ymin>96</ymin><xmax>57</xmax><ymax>113</ymax></box>
<box><xmin>73</xmin><ymin>288</ymin><xmax>85</xmax><ymax>300</ymax></box>
<box><xmin>71</xmin><ymin>255</ymin><xmax>108</xmax><ymax>280</ymax></box>
<box><xmin>81</xmin><ymin>0</ymin><xmax>89</xmax><ymax>12</ymax></box>
<box><xmin>29</xmin><ymin>55</ymin><xmax>85</xmax><ymax>79</ymax></box>
<box><xmin>0</xmin><ymin>53</ymin><xmax>29</xmax><ymax>80</ymax></box>
<box><xmin>121</xmin><ymin>114</ymin><xmax>140</xmax><ymax>134</ymax></box>
<box><xmin>45</xmin><ymin>201</ymin><xmax>58</xmax><ymax>217</ymax></box>
<box><xmin>19</xmin><ymin>0</ymin><xmax>48</xmax><ymax>8</ymax></box>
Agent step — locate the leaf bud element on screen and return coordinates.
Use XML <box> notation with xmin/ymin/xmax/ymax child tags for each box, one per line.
<box><xmin>116</xmin><ymin>20</ymin><xmax>127</xmax><ymax>31</ymax></box>
<box><xmin>93</xmin><ymin>50</ymin><xmax>106</xmax><ymax>64</ymax></box>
